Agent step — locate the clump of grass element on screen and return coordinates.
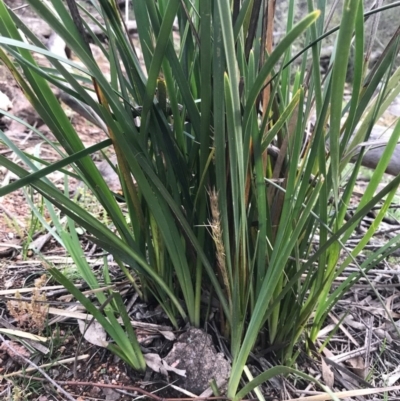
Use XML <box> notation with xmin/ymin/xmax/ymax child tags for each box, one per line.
<box><xmin>0</xmin><ymin>0</ymin><xmax>400</xmax><ymax>397</ymax></box>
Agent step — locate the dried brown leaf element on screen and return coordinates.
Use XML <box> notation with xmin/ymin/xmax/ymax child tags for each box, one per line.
<box><xmin>347</xmin><ymin>356</ymin><xmax>368</xmax><ymax>380</ymax></box>
<box><xmin>0</xmin><ymin>340</ymin><xmax>30</xmax><ymax>365</ymax></box>
<box><xmin>321</xmin><ymin>357</ymin><xmax>334</xmax><ymax>388</ymax></box>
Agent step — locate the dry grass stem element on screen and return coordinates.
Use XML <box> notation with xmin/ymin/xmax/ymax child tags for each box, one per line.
<box><xmin>209</xmin><ymin>188</ymin><xmax>231</xmax><ymax>302</ymax></box>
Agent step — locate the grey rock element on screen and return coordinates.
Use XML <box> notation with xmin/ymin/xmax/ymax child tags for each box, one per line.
<box><xmin>164</xmin><ymin>327</ymin><xmax>231</xmax><ymax>395</ymax></box>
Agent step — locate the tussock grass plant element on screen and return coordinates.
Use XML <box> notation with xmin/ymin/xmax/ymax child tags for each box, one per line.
<box><xmin>0</xmin><ymin>0</ymin><xmax>400</xmax><ymax>396</ymax></box>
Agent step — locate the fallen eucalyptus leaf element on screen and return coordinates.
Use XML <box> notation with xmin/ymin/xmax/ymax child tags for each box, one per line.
<box><xmin>144</xmin><ymin>353</ymin><xmax>186</xmax><ymax>377</ymax></box>
<box><xmin>77</xmin><ymin>319</ymin><xmax>108</xmax><ymax>347</ymax></box>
